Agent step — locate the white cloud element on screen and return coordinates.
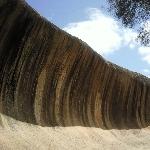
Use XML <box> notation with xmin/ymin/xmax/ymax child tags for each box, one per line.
<box><xmin>142</xmin><ymin>69</ymin><xmax>150</xmax><ymax>78</ymax></box>
<box><xmin>138</xmin><ymin>46</ymin><xmax>150</xmax><ymax>64</ymax></box>
<box><xmin>143</xmin><ymin>69</ymin><xmax>150</xmax><ymax>73</ymax></box>
<box><xmin>63</xmin><ymin>8</ymin><xmax>137</xmax><ymax>56</ymax></box>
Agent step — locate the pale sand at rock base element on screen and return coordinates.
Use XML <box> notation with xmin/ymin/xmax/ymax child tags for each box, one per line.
<box><xmin>0</xmin><ymin>113</ymin><xmax>150</xmax><ymax>150</ymax></box>
<box><xmin>1</xmin><ymin>1</ymin><xmax>150</xmax><ymax>149</ymax></box>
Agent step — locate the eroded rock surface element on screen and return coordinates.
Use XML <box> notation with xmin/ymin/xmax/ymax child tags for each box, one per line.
<box><xmin>0</xmin><ymin>0</ymin><xmax>150</xmax><ymax>129</ymax></box>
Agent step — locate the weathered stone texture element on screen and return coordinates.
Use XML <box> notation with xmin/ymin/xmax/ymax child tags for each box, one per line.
<box><xmin>0</xmin><ymin>0</ymin><xmax>150</xmax><ymax>129</ymax></box>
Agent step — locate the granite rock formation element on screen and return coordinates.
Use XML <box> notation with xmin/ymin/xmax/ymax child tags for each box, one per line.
<box><xmin>0</xmin><ymin>0</ymin><xmax>150</xmax><ymax>129</ymax></box>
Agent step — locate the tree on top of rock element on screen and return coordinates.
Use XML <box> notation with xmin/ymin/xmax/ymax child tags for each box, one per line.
<box><xmin>107</xmin><ymin>0</ymin><xmax>150</xmax><ymax>46</ymax></box>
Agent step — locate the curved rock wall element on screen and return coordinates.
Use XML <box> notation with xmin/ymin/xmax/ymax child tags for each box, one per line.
<box><xmin>0</xmin><ymin>0</ymin><xmax>150</xmax><ymax>129</ymax></box>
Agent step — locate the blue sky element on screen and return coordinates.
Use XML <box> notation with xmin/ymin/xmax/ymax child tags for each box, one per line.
<box><xmin>26</xmin><ymin>0</ymin><xmax>150</xmax><ymax>77</ymax></box>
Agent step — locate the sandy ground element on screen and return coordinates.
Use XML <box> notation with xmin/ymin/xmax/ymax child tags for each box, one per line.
<box><xmin>0</xmin><ymin>113</ymin><xmax>150</xmax><ymax>150</ymax></box>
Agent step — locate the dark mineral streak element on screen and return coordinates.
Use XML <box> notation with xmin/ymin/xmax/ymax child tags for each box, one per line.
<box><xmin>0</xmin><ymin>0</ymin><xmax>150</xmax><ymax>129</ymax></box>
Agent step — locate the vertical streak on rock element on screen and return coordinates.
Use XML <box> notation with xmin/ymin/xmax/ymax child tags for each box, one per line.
<box><xmin>34</xmin><ymin>68</ymin><xmax>47</xmax><ymax>125</ymax></box>
<box><xmin>145</xmin><ymin>86</ymin><xmax>150</xmax><ymax>126</ymax></box>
